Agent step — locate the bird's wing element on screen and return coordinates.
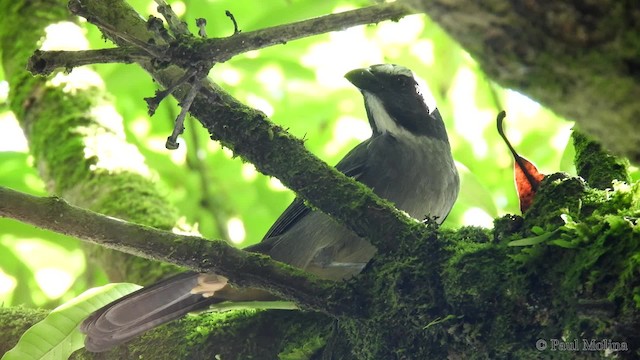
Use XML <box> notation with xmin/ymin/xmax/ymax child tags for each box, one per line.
<box><xmin>246</xmin><ymin>139</ymin><xmax>372</xmax><ymax>253</ymax></box>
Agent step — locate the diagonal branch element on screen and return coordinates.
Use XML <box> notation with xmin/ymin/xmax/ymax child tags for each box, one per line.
<box><xmin>0</xmin><ymin>185</ymin><xmax>350</xmax><ymax>316</ymax></box>
<box><xmin>28</xmin><ymin>1</ymin><xmax>417</xmax><ymax>76</ymax></box>
<box><xmin>196</xmin><ymin>2</ymin><xmax>418</xmax><ymax>63</ymax></box>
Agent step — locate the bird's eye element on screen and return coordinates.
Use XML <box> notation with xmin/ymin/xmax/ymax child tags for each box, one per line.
<box><xmin>396</xmin><ymin>77</ymin><xmax>416</xmax><ymax>89</ymax></box>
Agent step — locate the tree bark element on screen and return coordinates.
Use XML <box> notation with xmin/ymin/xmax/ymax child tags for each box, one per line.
<box><xmin>408</xmin><ymin>0</ymin><xmax>640</xmax><ymax>163</ymax></box>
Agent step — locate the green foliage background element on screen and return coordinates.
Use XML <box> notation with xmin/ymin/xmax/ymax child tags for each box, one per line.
<box><xmin>0</xmin><ymin>0</ymin><xmax>589</xmax><ymax>310</ymax></box>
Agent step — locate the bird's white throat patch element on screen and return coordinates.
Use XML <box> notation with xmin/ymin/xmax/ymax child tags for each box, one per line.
<box><xmin>364</xmin><ymin>92</ymin><xmax>417</xmax><ymax>139</ymax></box>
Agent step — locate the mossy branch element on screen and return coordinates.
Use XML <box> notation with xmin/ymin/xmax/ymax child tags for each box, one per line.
<box><xmin>0</xmin><ymin>186</ymin><xmax>337</xmax><ymax>314</ymax></box>
<box><xmin>0</xmin><ymin>185</ymin><xmax>359</xmax><ymax>316</ymax></box>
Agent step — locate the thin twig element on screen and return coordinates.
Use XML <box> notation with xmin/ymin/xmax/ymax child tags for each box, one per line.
<box><xmin>225</xmin><ymin>10</ymin><xmax>240</xmax><ymax>35</ymax></box>
<box><xmin>196</xmin><ymin>18</ymin><xmax>208</xmax><ymax>38</ymax></box>
<box><xmin>144</xmin><ymin>68</ymin><xmax>198</xmax><ymax>116</ymax></box>
<box><xmin>166</xmin><ymin>74</ymin><xmax>203</xmax><ymax>149</ymax></box>
<box><xmin>154</xmin><ymin>0</ymin><xmax>190</xmax><ymax>37</ymax></box>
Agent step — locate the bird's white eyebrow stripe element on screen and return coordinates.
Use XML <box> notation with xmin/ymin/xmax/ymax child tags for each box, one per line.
<box><xmin>369</xmin><ymin>64</ymin><xmax>413</xmax><ymax>78</ymax></box>
<box><xmin>366</xmin><ymin>64</ymin><xmax>438</xmax><ymax>113</ymax></box>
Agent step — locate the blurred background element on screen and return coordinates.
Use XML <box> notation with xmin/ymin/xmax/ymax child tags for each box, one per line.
<box><xmin>1</xmin><ymin>0</ymin><xmax>611</xmax><ymax>310</ymax></box>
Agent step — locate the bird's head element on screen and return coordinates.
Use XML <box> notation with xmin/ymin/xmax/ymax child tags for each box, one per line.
<box><xmin>345</xmin><ymin>64</ymin><xmax>447</xmax><ymax>141</ymax></box>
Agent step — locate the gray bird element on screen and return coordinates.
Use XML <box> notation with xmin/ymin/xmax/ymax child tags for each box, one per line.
<box><xmin>81</xmin><ymin>64</ymin><xmax>460</xmax><ymax>352</ymax></box>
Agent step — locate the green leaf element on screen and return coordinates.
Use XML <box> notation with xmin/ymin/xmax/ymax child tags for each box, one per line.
<box><xmin>209</xmin><ymin>300</ymin><xmax>298</xmax><ymax>312</ymax></box>
<box><xmin>423</xmin><ymin>314</ymin><xmax>458</xmax><ymax>329</ymax></box>
<box><xmin>507</xmin><ymin>229</ymin><xmax>558</xmax><ymax>247</ymax></box>
<box><xmin>548</xmin><ymin>239</ymin><xmax>577</xmax><ymax>249</ymax></box>
<box><xmin>2</xmin><ymin>283</ymin><xmax>140</xmax><ymax>360</ymax></box>
<box><xmin>530</xmin><ymin>226</ymin><xmax>545</xmax><ymax>235</ymax></box>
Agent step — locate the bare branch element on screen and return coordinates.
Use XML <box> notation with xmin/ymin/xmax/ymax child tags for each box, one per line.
<box><xmin>0</xmin><ymin>185</ymin><xmax>348</xmax><ymax>316</ymax></box>
<box><xmin>28</xmin><ymin>48</ymin><xmax>149</xmax><ymax>76</ymax></box>
<box><xmin>201</xmin><ymin>2</ymin><xmax>417</xmax><ymax>62</ymax></box>
<box><xmin>144</xmin><ymin>68</ymin><xmax>198</xmax><ymax>115</ymax></box>
<box><xmin>29</xmin><ymin>1</ymin><xmax>417</xmax><ymax>75</ymax></box>
<box><xmin>166</xmin><ymin>69</ymin><xmax>205</xmax><ymax>149</ymax></box>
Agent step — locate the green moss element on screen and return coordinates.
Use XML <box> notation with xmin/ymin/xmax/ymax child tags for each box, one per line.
<box><xmin>572</xmin><ymin>131</ymin><xmax>631</xmax><ymax>190</ymax></box>
<box><xmin>334</xmin><ymin>226</ymin><xmax>451</xmax><ymax>359</ymax></box>
<box><xmin>278</xmin><ymin>325</ymin><xmax>325</xmax><ymax>360</ymax></box>
<box><xmin>522</xmin><ymin>174</ymin><xmax>588</xmax><ymax>230</ymax></box>
<box><xmin>0</xmin><ymin>307</ymin><xmax>49</xmax><ymax>355</ymax></box>
<box><xmin>25</xmin><ymin>87</ymin><xmax>99</xmax><ymax>193</ymax></box>
<box><xmin>180</xmin><ymin>309</ymin><xmax>331</xmax><ymax>360</ymax></box>
<box><xmin>82</xmin><ymin>170</ymin><xmax>177</xmax><ymax>228</ymax></box>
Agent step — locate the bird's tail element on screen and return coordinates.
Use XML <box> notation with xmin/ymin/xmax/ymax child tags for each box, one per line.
<box><xmin>80</xmin><ymin>271</ymin><xmax>227</xmax><ymax>352</ymax></box>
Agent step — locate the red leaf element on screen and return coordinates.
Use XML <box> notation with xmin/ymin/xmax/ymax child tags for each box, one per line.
<box><xmin>497</xmin><ymin>111</ymin><xmax>546</xmax><ymax>213</ymax></box>
<box><xmin>513</xmin><ymin>155</ymin><xmax>545</xmax><ymax>212</ymax></box>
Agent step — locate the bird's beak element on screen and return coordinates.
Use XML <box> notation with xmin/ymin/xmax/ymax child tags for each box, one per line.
<box><xmin>345</xmin><ymin>68</ymin><xmax>382</xmax><ymax>92</ymax></box>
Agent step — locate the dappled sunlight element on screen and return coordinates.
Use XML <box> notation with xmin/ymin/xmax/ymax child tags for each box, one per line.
<box><xmin>256</xmin><ymin>64</ymin><xmax>285</xmax><ymax>98</ymax></box>
<box><xmin>246</xmin><ymin>93</ymin><xmax>275</xmax><ymax>117</ymax></box>
<box><xmin>504</xmin><ymin>89</ymin><xmax>541</xmax><ymax>117</ymax></box>
<box><xmin>302</xmin><ymin>26</ymin><xmax>383</xmax><ymax>89</ymax></box>
<box><xmin>414</xmin><ymin>75</ymin><xmax>438</xmax><ymax>112</ymax></box>
<box><xmin>226</xmin><ymin>217</ymin><xmax>246</xmax><ymax>244</ymax></box>
<box><xmin>148</xmin><ymin>0</ymin><xmax>185</xmax><ymax>17</ymax></box>
<box><xmin>0</xmin><ymin>80</ymin><xmax>8</xmax><ymax>100</ymax></box>
<box><xmin>0</xmin><ymin>269</ymin><xmax>17</xmax><ymax>303</ymax></box>
<box><xmin>49</xmin><ymin>68</ymin><xmax>105</xmax><ymax>94</ymax></box>
<box><xmin>0</xmin><ymin>81</ymin><xmax>28</xmax><ymax>152</ymax></box>
<box><xmin>324</xmin><ymin>115</ymin><xmax>371</xmax><ymax>156</ymax></box>
<box><xmin>241</xmin><ymin>163</ymin><xmax>258</xmax><ymax>181</ymax></box>
<box><xmin>376</xmin><ymin>15</ymin><xmax>425</xmax><ymax>46</ymax></box>
<box><xmin>410</xmin><ymin>40</ymin><xmax>435</xmax><ymax>66</ymax></box>
<box><xmin>449</xmin><ymin>66</ymin><xmax>494</xmax><ymax>159</ymax></box>
<box><xmin>85</xmin><ymin>105</ymin><xmax>151</xmax><ymax>174</ymax></box>
<box><xmin>168</xmin><ymin>139</ymin><xmax>188</xmax><ymax>165</ymax></box>
<box><xmin>130</xmin><ymin>116</ymin><xmax>151</xmax><ymax>137</ymax></box>
<box><xmin>215</xmin><ymin>64</ymin><xmax>243</xmax><ymax>86</ymax></box>
<box><xmin>268</xmin><ymin>177</ymin><xmax>289</xmax><ymax>192</ymax></box>
<box><xmin>35</xmin><ymin>268</ymin><xmax>73</xmax><ymax>299</ymax></box>
<box><xmin>10</xmin><ymin>238</ymin><xmax>85</xmax><ymax>302</ymax></box>
<box><xmin>461</xmin><ymin>207</ymin><xmax>495</xmax><ymax>228</ymax></box>
<box><xmin>551</xmin><ymin>124</ymin><xmax>573</xmax><ymax>152</ymax></box>
<box><xmin>40</xmin><ymin>21</ymin><xmax>88</xmax><ymax>51</ymax></box>
<box><xmin>0</xmin><ymin>113</ymin><xmax>28</xmax><ymax>152</ymax></box>
<box><xmin>23</xmin><ymin>172</ymin><xmax>46</xmax><ymax>192</ymax></box>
